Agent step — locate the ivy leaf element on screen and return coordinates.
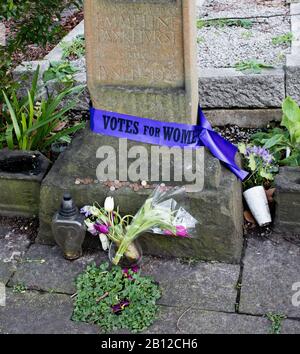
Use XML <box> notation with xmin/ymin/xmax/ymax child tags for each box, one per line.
<box><xmin>248</xmin><ymin>154</ymin><xmax>256</xmax><ymax>171</ymax></box>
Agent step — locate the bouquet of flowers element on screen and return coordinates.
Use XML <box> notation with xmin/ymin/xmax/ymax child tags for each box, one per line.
<box><xmin>238</xmin><ymin>143</ymin><xmax>279</xmax><ymax>189</ymax></box>
<box><xmin>81</xmin><ymin>185</ymin><xmax>198</xmax><ymax>265</ymax></box>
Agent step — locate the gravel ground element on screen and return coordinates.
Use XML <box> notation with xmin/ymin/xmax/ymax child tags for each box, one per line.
<box><xmin>197</xmin><ymin>0</ymin><xmax>291</xmax><ymax>68</ymax></box>
<box><xmin>215</xmin><ymin>125</ymin><xmax>262</xmax><ymax>144</ymax></box>
<box><xmin>198</xmin><ymin>0</ymin><xmax>289</xmax><ymax>18</ymax></box>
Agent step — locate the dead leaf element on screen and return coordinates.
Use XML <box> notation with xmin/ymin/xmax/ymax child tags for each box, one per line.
<box><xmin>244</xmin><ymin>210</ymin><xmax>256</xmax><ymax>225</ymax></box>
<box><xmin>265</xmin><ymin>188</ymin><xmax>276</xmax><ymax>203</ymax></box>
<box><xmin>53</xmin><ymin>121</ymin><xmax>67</xmax><ymax>132</ymax></box>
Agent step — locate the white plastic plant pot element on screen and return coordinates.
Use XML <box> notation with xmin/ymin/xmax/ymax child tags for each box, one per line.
<box><xmin>243</xmin><ymin>186</ymin><xmax>272</xmax><ymax>227</ymax></box>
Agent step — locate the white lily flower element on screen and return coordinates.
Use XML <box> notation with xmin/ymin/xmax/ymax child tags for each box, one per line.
<box><xmin>104</xmin><ymin>196</ymin><xmax>114</xmax><ymax>213</ymax></box>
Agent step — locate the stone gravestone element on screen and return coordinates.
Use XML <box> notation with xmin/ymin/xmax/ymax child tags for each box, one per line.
<box><xmin>84</xmin><ymin>0</ymin><xmax>198</xmax><ymax>124</ymax></box>
<box><xmin>37</xmin><ymin>0</ymin><xmax>244</xmax><ymax>264</ymax></box>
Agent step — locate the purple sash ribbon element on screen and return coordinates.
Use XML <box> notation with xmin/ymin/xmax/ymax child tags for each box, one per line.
<box><xmin>90</xmin><ymin>106</ymin><xmax>248</xmax><ymax>181</ymax></box>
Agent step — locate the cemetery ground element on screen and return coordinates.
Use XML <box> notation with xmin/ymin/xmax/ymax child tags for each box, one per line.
<box><xmin>0</xmin><ymin>217</ymin><xmax>299</xmax><ymax>334</ymax></box>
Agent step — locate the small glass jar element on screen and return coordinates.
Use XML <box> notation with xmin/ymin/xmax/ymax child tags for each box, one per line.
<box><xmin>108</xmin><ymin>240</ymin><xmax>143</xmax><ymax>267</ymax></box>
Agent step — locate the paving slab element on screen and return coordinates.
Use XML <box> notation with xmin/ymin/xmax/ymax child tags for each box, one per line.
<box><xmin>10</xmin><ymin>244</ymin><xmax>107</xmax><ymax>294</ymax></box>
<box><xmin>0</xmin><ymin>289</ymin><xmax>99</xmax><ymax>334</ymax></box>
<box><xmin>281</xmin><ymin>319</ymin><xmax>300</xmax><ymax>334</ymax></box>
<box><xmin>2</xmin><ymin>290</ymin><xmax>298</xmax><ymax>334</ymax></box>
<box><xmin>144</xmin><ymin>306</ymin><xmax>183</xmax><ymax>334</ymax></box>
<box><xmin>177</xmin><ymin>308</ymin><xmax>271</xmax><ymax>334</ymax></box>
<box><xmin>239</xmin><ymin>237</ymin><xmax>300</xmax><ymax>318</ymax></box>
<box><xmin>146</xmin><ymin>306</ymin><xmax>272</xmax><ymax>334</ymax></box>
<box><xmin>0</xmin><ymin>232</ymin><xmax>31</xmax><ymax>285</ymax></box>
<box><xmin>142</xmin><ymin>256</ymin><xmax>240</xmax><ymax>312</ymax></box>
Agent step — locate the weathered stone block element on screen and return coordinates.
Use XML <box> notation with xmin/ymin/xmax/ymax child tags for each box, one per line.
<box><xmin>274</xmin><ymin>167</ymin><xmax>300</xmax><ymax>234</ymax></box>
<box><xmin>286</xmin><ymin>3</ymin><xmax>300</xmax><ymax>103</ymax></box>
<box><xmin>204</xmin><ymin>109</ymin><xmax>282</xmax><ymax>128</ymax></box>
<box><xmin>286</xmin><ymin>55</ymin><xmax>300</xmax><ymax>104</ymax></box>
<box><xmin>12</xmin><ymin>60</ymin><xmax>50</xmax><ymax>99</ymax></box>
<box><xmin>84</xmin><ymin>0</ymin><xmax>198</xmax><ymax>123</ymax></box>
<box><xmin>0</xmin><ymin>151</ymin><xmax>50</xmax><ymax>218</ymax></box>
<box><xmin>37</xmin><ymin>127</ymin><xmax>243</xmax><ymax>264</ymax></box>
<box><xmin>199</xmin><ymin>68</ymin><xmax>285</xmax><ymax>108</ymax></box>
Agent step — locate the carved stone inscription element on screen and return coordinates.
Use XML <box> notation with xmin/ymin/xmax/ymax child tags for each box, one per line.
<box><xmin>93</xmin><ymin>0</ymin><xmax>185</xmax><ymax>88</ymax></box>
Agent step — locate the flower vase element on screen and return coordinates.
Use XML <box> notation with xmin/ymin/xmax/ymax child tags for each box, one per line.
<box><xmin>243</xmin><ymin>186</ymin><xmax>272</xmax><ymax>227</ymax></box>
<box><xmin>108</xmin><ymin>240</ymin><xmax>143</xmax><ymax>267</ymax></box>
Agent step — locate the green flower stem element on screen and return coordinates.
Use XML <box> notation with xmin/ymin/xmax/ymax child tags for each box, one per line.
<box><xmin>112</xmin><ymin>216</ymin><xmax>176</xmax><ymax>265</ymax></box>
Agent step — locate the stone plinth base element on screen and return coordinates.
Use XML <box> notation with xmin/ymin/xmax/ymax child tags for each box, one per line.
<box><xmin>37</xmin><ymin>127</ymin><xmax>243</xmax><ymax>264</ymax></box>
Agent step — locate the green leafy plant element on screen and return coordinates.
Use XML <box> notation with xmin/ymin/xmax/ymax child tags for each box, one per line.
<box><xmin>0</xmin><ymin>1</ymin><xmax>83</xmax><ymax>46</ymax></box>
<box><xmin>234</xmin><ymin>60</ymin><xmax>274</xmax><ymax>74</ymax></box>
<box><xmin>0</xmin><ymin>1</ymin><xmax>83</xmax><ymax>113</ymax></box>
<box><xmin>61</xmin><ymin>35</ymin><xmax>85</xmax><ymax>60</ymax></box>
<box><xmin>12</xmin><ymin>283</ymin><xmax>26</xmax><ymax>293</ymax></box>
<box><xmin>43</xmin><ymin>61</ymin><xmax>79</xmax><ymax>87</ymax></box>
<box><xmin>251</xmin><ymin>97</ymin><xmax>300</xmax><ymax>166</ymax></box>
<box><xmin>238</xmin><ymin>144</ymin><xmax>279</xmax><ymax>189</ymax></box>
<box><xmin>197</xmin><ymin>18</ymin><xmax>253</xmax><ymax>30</ymax></box>
<box><xmin>1</xmin><ymin>66</ymin><xmax>85</xmax><ymax>151</ymax></box>
<box><xmin>72</xmin><ymin>262</ymin><xmax>161</xmax><ymax>333</ymax></box>
<box><xmin>266</xmin><ymin>313</ymin><xmax>286</xmax><ymax>334</ymax></box>
<box><xmin>272</xmin><ymin>32</ymin><xmax>293</xmax><ymax>46</ymax></box>
<box><xmin>0</xmin><ymin>0</ymin><xmax>18</xmax><ymax>18</ymax></box>
<box><xmin>0</xmin><ymin>47</ymin><xmax>20</xmax><ymax>112</ymax></box>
